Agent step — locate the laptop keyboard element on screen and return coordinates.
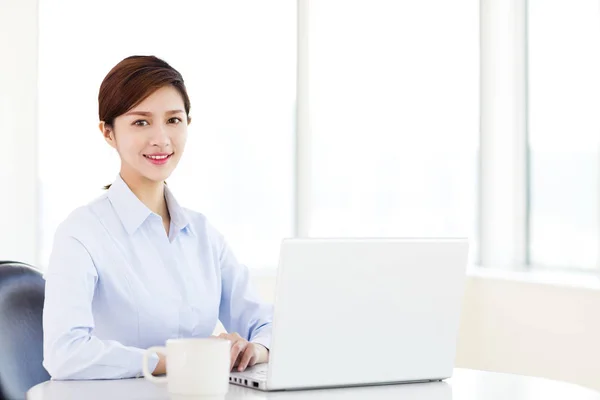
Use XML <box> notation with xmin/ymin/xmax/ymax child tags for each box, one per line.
<box><xmin>234</xmin><ymin>363</ymin><xmax>268</xmax><ymax>381</ymax></box>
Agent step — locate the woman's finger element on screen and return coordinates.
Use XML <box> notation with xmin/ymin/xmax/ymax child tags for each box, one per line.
<box><xmin>230</xmin><ymin>340</ymin><xmax>247</xmax><ymax>370</ymax></box>
<box><xmin>237</xmin><ymin>346</ymin><xmax>256</xmax><ymax>372</ymax></box>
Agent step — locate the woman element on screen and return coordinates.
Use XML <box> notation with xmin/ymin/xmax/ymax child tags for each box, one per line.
<box><xmin>42</xmin><ymin>55</ymin><xmax>272</xmax><ymax>380</ymax></box>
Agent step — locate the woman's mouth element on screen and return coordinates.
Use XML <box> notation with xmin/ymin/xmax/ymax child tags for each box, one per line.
<box><xmin>143</xmin><ymin>153</ymin><xmax>173</xmax><ymax>165</ymax></box>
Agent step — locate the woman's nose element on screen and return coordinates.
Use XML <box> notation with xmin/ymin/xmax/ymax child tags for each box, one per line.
<box><xmin>149</xmin><ymin>125</ymin><xmax>170</xmax><ymax>147</ymax></box>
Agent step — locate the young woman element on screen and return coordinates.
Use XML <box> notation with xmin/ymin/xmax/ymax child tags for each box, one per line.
<box><xmin>42</xmin><ymin>55</ymin><xmax>272</xmax><ymax>380</ymax></box>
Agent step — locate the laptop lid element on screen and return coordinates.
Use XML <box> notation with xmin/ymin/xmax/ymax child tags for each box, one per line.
<box><xmin>266</xmin><ymin>238</ymin><xmax>469</xmax><ymax>390</ymax></box>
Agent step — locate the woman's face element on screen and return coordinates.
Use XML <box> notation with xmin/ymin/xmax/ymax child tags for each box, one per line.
<box><xmin>101</xmin><ymin>85</ymin><xmax>189</xmax><ymax>185</ymax></box>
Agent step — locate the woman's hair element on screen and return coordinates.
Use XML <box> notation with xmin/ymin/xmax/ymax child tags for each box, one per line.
<box><xmin>99</xmin><ymin>55</ymin><xmax>191</xmax><ymax>190</ymax></box>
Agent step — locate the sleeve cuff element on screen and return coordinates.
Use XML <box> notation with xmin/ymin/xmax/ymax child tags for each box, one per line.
<box><xmin>250</xmin><ymin>332</ymin><xmax>271</xmax><ymax>351</ymax></box>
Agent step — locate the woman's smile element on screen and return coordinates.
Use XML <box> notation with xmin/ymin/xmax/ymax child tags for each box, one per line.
<box><xmin>143</xmin><ymin>152</ymin><xmax>173</xmax><ymax>165</ymax></box>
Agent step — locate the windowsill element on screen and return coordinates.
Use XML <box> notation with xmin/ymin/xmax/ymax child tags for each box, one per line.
<box><xmin>468</xmin><ymin>265</ymin><xmax>600</xmax><ymax>291</ymax></box>
<box><xmin>250</xmin><ymin>265</ymin><xmax>600</xmax><ymax>291</ymax></box>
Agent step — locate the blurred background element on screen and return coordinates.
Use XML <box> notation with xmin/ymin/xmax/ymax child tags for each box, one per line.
<box><xmin>1</xmin><ymin>0</ymin><xmax>600</xmax><ymax>392</ymax></box>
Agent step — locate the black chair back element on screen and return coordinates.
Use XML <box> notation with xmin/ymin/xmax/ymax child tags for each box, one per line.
<box><xmin>0</xmin><ymin>261</ymin><xmax>49</xmax><ymax>399</ymax></box>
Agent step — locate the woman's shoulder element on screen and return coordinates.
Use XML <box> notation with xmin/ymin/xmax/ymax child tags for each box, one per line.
<box><xmin>54</xmin><ymin>194</ymin><xmax>112</xmax><ymax>240</ymax></box>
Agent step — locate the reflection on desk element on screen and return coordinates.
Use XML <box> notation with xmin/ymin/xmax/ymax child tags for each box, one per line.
<box><xmin>226</xmin><ymin>380</ymin><xmax>450</xmax><ymax>400</ymax></box>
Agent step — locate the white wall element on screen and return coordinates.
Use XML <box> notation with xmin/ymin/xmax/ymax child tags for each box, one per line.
<box><xmin>0</xmin><ymin>0</ymin><xmax>39</xmax><ymax>265</ymax></box>
<box><xmin>250</xmin><ymin>272</ymin><xmax>600</xmax><ymax>392</ymax></box>
<box><xmin>457</xmin><ymin>273</ymin><xmax>600</xmax><ymax>392</ymax></box>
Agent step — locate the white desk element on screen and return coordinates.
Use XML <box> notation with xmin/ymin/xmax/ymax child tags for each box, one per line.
<box><xmin>27</xmin><ymin>368</ymin><xmax>600</xmax><ymax>400</ymax></box>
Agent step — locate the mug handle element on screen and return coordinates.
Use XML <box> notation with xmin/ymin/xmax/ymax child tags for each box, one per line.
<box><xmin>142</xmin><ymin>346</ymin><xmax>167</xmax><ymax>383</ymax></box>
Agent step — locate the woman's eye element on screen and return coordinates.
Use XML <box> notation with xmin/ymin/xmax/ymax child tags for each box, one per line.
<box><xmin>134</xmin><ymin>120</ymin><xmax>149</xmax><ymax>126</ymax></box>
<box><xmin>168</xmin><ymin>117</ymin><xmax>182</xmax><ymax>124</ymax></box>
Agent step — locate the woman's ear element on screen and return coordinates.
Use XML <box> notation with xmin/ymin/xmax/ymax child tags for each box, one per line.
<box><xmin>187</xmin><ymin>115</ymin><xmax>192</xmax><ymax>125</ymax></box>
<box><xmin>99</xmin><ymin>121</ymin><xmax>116</xmax><ymax>149</ymax></box>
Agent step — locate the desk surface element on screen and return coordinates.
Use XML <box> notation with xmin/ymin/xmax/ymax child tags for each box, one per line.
<box><xmin>27</xmin><ymin>368</ymin><xmax>600</xmax><ymax>400</ymax></box>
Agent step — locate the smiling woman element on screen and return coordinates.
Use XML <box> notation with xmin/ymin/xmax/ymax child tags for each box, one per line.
<box><xmin>41</xmin><ymin>55</ymin><xmax>272</xmax><ymax>380</ymax></box>
<box><xmin>98</xmin><ymin>56</ymin><xmax>191</xmax><ymax>190</ymax></box>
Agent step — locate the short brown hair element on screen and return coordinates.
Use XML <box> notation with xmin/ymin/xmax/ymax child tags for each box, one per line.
<box><xmin>99</xmin><ymin>55</ymin><xmax>191</xmax><ymax>127</ymax></box>
<box><xmin>99</xmin><ymin>55</ymin><xmax>191</xmax><ymax>189</ymax></box>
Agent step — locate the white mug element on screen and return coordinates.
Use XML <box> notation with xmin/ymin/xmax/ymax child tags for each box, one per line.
<box><xmin>142</xmin><ymin>338</ymin><xmax>231</xmax><ymax>397</ymax></box>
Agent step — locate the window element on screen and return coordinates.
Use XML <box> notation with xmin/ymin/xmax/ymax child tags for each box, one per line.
<box><xmin>38</xmin><ymin>0</ymin><xmax>597</xmax><ymax>273</ymax></box>
<box><xmin>39</xmin><ymin>0</ymin><xmax>478</xmax><ymax>269</ymax></box>
<box><xmin>307</xmin><ymin>1</ymin><xmax>479</xmax><ymax>258</ymax></box>
<box><xmin>528</xmin><ymin>0</ymin><xmax>600</xmax><ymax>269</ymax></box>
<box><xmin>38</xmin><ymin>0</ymin><xmax>296</xmax><ymax>268</ymax></box>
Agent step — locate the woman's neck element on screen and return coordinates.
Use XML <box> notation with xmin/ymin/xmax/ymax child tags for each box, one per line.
<box><xmin>119</xmin><ymin>170</ymin><xmax>169</xmax><ymax>221</ymax></box>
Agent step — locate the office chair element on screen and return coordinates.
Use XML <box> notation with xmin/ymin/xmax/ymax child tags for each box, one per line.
<box><xmin>0</xmin><ymin>261</ymin><xmax>49</xmax><ymax>399</ymax></box>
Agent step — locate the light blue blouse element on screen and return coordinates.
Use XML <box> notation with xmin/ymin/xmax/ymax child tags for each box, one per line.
<box><xmin>42</xmin><ymin>175</ymin><xmax>272</xmax><ymax>380</ymax></box>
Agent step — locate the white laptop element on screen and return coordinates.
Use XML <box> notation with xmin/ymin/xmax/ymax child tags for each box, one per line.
<box><xmin>230</xmin><ymin>238</ymin><xmax>469</xmax><ymax>391</ymax></box>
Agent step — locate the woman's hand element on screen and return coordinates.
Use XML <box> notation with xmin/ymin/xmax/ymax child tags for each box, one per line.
<box><xmin>215</xmin><ymin>332</ymin><xmax>269</xmax><ymax>372</ymax></box>
<box><xmin>152</xmin><ymin>353</ymin><xmax>167</xmax><ymax>376</ymax></box>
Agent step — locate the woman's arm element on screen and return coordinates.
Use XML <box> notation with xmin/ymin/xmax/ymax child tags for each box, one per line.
<box><xmin>43</xmin><ymin>226</ymin><xmax>160</xmax><ymax>380</ymax></box>
<box><xmin>217</xmin><ymin>238</ymin><xmax>273</xmax><ymax>355</ymax></box>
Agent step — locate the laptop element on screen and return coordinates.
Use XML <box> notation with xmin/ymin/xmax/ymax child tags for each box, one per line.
<box><xmin>230</xmin><ymin>238</ymin><xmax>469</xmax><ymax>391</ymax></box>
